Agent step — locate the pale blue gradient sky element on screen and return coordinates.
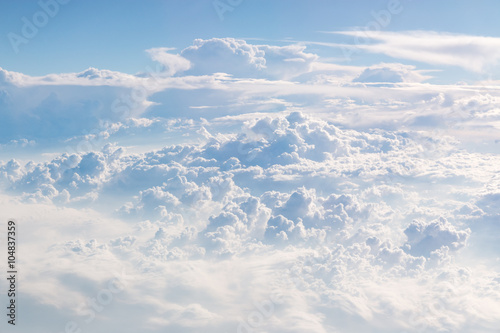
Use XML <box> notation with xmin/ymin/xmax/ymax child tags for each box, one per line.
<box><xmin>1</xmin><ymin>0</ymin><xmax>499</xmax><ymax>82</ymax></box>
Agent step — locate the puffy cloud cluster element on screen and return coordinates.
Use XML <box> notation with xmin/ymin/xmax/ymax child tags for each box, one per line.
<box><xmin>180</xmin><ymin>38</ymin><xmax>318</xmax><ymax>79</ymax></box>
<box><xmin>1</xmin><ymin>33</ymin><xmax>500</xmax><ymax>332</ymax></box>
<box><xmin>353</xmin><ymin>63</ymin><xmax>431</xmax><ymax>83</ymax></box>
<box><xmin>404</xmin><ymin>217</ymin><xmax>470</xmax><ymax>257</ymax></box>
<box><xmin>0</xmin><ymin>70</ymin><xmax>143</xmax><ymax>143</ymax></box>
<box><xmin>1</xmin><ymin>35</ymin><xmax>500</xmax><ymax>149</ymax></box>
<box><xmin>1</xmin><ymin>110</ymin><xmax>498</xmax><ymax>332</ymax></box>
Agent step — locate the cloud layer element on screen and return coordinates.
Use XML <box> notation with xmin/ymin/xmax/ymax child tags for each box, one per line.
<box><xmin>1</xmin><ymin>34</ymin><xmax>500</xmax><ymax>332</ymax></box>
<box><xmin>332</xmin><ymin>30</ymin><xmax>500</xmax><ymax>73</ymax></box>
<box><xmin>1</xmin><ymin>110</ymin><xmax>500</xmax><ymax>332</ymax></box>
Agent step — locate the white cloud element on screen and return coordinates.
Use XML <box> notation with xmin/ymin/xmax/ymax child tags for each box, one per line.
<box><xmin>145</xmin><ymin>47</ymin><xmax>191</xmax><ymax>76</ymax></box>
<box><xmin>353</xmin><ymin>63</ymin><xmax>431</xmax><ymax>83</ymax></box>
<box><xmin>2</xmin><ymin>35</ymin><xmax>500</xmax><ymax>149</ymax></box>
<box><xmin>181</xmin><ymin>38</ymin><xmax>318</xmax><ymax>79</ymax></box>
<box><xmin>1</xmin><ymin>35</ymin><xmax>500</xmax><ymax>332</ymax></box>
<box><xmin>404</xmin><ymin>217</ymin><xmax>471</xmax><ymax>257</ymax></box>
<box><xmin>331</xmin><ymin>30</ymin><xmax>500</xmax><ymax>73</ymax></box>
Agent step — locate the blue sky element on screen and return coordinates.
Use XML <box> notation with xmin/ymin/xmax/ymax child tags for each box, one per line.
<box><xmin>2</xmin><ymin>0</ymin><xmax>500</xmax><ymax>81</ymax></box>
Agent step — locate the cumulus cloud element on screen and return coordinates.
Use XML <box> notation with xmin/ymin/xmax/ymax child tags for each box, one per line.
<box><xmin>1</xmin><ymin>35</ymin><xmax>500</xmax><ymax>149</ymax></box>
<box><xmin>1</xmin><ymin>108</ymin><xmax>499</xmax><ymax>331</ymax></box>
<box><xmin>181</xmin><ymin>38</ymin><xmax>318</xmax><ymax>79</ymax></box>
<box><xmin>1</xmin><ymin>34</ymin><xmax>500</xmax><ymax>332</ymax></box>
<box><xmin>404</xmin><ymin>217</ymin><xmax>471</xmax><ymax>257</ymax></box>
<box><xmin>353</xmin><ymin>63</ymin><xmax>431</xmax><ymax>83</ymax></box>
<box><xmin>145</xmin><ymin>48</ymin><xmax>191</xmax><ymax>76</ymax></box>
<box><xmin>0</xmin><ymin>68</ymin><xmax>153</xmax><ymax>143</ymax></box>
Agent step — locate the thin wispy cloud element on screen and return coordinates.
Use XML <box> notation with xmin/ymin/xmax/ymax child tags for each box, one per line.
<box><xmin>327</xmin><ymin>30</ymin><xmax>500</xmax><ymax>73</ymax></box>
